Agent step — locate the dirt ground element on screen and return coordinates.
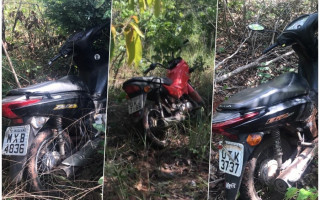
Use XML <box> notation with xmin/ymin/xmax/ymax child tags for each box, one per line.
<box><xmin>104</xmin><ymin>100</ymin><xmax>210</xmax><ymax>199</ymax></box>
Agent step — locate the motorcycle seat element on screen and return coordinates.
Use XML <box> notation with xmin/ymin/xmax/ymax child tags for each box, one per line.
<box><xmin>218</xmin><ymin>72</ymin><xmax>309</xmax><ymax>110</ymax></box>
<box><xmin>7</xmin><ymin>76</ymin><xmax>89</xmax><ymax>95</ymax></box>
<box><xmin>123</xmin><ymin>76</ymin><xmax>172</xmax><ymax>86</ymax></box>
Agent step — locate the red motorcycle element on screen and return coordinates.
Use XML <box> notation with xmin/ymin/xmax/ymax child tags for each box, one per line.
<box><xmin>123</xmin><ymin>41</ymin><xmax>204</xmax><ymax>147</ymax></box>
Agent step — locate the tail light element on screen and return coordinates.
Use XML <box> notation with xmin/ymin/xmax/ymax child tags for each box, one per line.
<box><xmin>212</xmin><ymin>112</ymin><xmax>259</xmax><ymax>140</ymax></box>
<box><xmin>2</xmin><ymin>99</ymin><xmax>41</xmax><ymax>120</ymax></box>
<box><xmin>123</xmin><ymin>85</ymin><xmax>141</xmax><ymax>94</ymax></box>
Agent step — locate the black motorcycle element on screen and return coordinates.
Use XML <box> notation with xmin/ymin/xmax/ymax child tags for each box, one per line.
<box><xmin>212</xmin><ymin>13</ymin><xmax>317</xmax><ymax>200</ymax></box>
<box><xmin>2</xmin><ymin>22</ymin><xmax>109</xmax><ymax>193</ymax></box>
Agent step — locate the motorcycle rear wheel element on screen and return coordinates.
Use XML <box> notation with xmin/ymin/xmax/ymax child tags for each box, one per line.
<box><xmin>26</xmin><ymin>129</ymin><xmax>72</xmax><ymax>196</ymax></box>
<box><xmin>143</xmin><ymin>106</ymin><xmax>171</xmax><ymax>148</ymax></box>
<box><xmin>239</xmin><ymin>136</ymin><xmax>292</xmax><ymax>200</ymax></box>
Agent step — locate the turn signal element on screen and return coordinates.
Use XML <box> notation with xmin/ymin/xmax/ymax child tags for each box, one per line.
<box><xmin>144</xmin><ymin>86</ymin><xmax>151</xmax><ymax>93</ymax></box>
<box><xmin>246</xmin><ymin>134</ymin><xmax>262</xmax><ymax>146</ymax></box>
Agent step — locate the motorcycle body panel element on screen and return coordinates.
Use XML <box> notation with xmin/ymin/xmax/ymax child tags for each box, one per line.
<box><xmin>295</xmin><ymin>44</ymin><xmax>318</xmax><ymax>94</ymax></box>
<box><xmin>163</xmin><ymin>59</ymin><xmax>190</xmax><ymax>99</ymax></box>
<box><xmin>74</xmin><ymin>48</ymin><xmax>109</xmax><ymax>101</ymax></box>
<box><xmin>225</xmin><ymin>96</ymin><xmax>312</xmax><ymax>134</ymax></box>
<box><xmin>7</xmin><ymin>76</ymin><xmax>89</xmax><ymax>95</ymax></box>
<box><xmin>4</xmin><ymin>91</ymin><xmax>94</xmax><ymax>119</ymax></box>
<box><xmin>70</xmin><ymin>24</ymin><xmax>110</xmax><ymax>101</ymax></box>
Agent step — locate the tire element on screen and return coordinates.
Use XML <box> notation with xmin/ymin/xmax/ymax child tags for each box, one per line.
<box><xmin>26</xmin><ymin>129</ymin><xmax>72</xmax><ymax>195</ymax></box>
<box><xmin>143</xmin><ymin>106</ymin><xmax>170</xmax><ymax>148</ymax></box>
<box><xmin>239</xmin><ymin>135</ymin><xmax>292</xmax><ymax>200</ymax></box>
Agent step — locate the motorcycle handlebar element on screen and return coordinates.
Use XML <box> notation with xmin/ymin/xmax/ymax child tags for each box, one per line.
<box><xmin>143</xmin><ymin>63</ymin><xmax>163</xmax><ymax>75</ymax></box>
<box><xmin>263</xmin><ymin>42</ymin><xmax>279</xmax><ymax>54</ymax></box>
<box><xmin>48</xmin><ymin>53</ymin><xmax>62</xmax><ymax>66</ymax></box>
<box><xmin>143</xmin><ymin>67</ymin><xmax>152</xmax><ymax>75</ymax></box>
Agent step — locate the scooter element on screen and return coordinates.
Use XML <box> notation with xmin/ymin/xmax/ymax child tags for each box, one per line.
<box><xmin>212</xmin><ymin>13</ymin><xmax>317</xmax><ymax>200</ymax></box>
<box><xmin>122</xmin><ymin>40</ymin><xmax>204</xmax><ymax>147</ymax></box>
<box><xmin>2</xmin><ymin>21</ymin><xmax>110</xmax><ymax>193</ymax></box>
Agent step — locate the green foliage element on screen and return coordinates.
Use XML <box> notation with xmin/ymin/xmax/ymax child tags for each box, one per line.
<box><xmin>93</xmin><ymin>123</ymin><xmax>106</xmax><ymax>133</ymax></box>
<box><xmin>112</xmin><ymin>0</ymin><xmax>216</xmax><ymax>69</ymax></box>
<box><xmin>186</xmin><ymin>107</ymin><xmax>212</xmax><ymax>161</ymax></box>
<box><xmin>98</xmin><ymin>176</ymin><xmax>104</xmax><ymax>185</ymax></box>
<box><xmin>123</xmin><ymin>20</ymin><xmax>144</xmax><ymax>67</ymax></box>
<box><xmin>3</xmin><ymin>0</ymin><xmax>112</xmax><ymax>93</ymax></box>
<box><xmin>285</xmin><ymin>187</ymin><xmax>318</xmax><ymax>200</ymax></box>
<box><xmin>45</xmin><ymin>0</ymin><xmax>111</xmax><ymax>33</ymax></box>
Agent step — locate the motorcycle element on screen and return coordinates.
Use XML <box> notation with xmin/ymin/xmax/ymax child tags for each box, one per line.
<box><xmin>2</xmin><ymin>21</ymin><xmax>110</xmax><ymax>193</ymax></box>
<box><xmin>122</xmin><ymin>40</ymin><xmax>204</xmax><ymax>148</ymax></box>
<box><xmin>212</xmin><ymin>13</ymin><xmax>318</xmax><ymax>200</ymax></box>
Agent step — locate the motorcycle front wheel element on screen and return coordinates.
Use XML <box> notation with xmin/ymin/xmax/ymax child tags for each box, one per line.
<box><xmin>239</xmin><ymin>135</ymin><xmax>292</xmax><ymax>200</ymax></box>
<box><xmin>143</xmin><ymin>106</ymin><xmax>171</xmax><ymax>148</ymax></box>
<box><xmin>26</xmin><ymin>129</ymin><xmax>72</xmax><ymax>196</ymax></box>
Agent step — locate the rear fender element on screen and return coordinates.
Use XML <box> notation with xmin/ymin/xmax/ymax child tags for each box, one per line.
<box><xmin>224</xmin><ymin>134</ymin><xmax>257</xmax><ymax>200</ymax></box>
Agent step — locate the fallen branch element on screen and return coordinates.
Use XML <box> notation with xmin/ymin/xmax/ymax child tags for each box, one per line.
<box><xmin>2</xmin><ymin>40</ymin><xmax>22</xmax><ymax>88</ymax></box>
<box><xmin>215</xmin><ymin>31</ymin><xmax>252</xmax><ymax>69</ymax></box>
<box><xmin>215</xmin><ymin>50</ymin><xmax>294</xmax><ymax>83</ymax></box>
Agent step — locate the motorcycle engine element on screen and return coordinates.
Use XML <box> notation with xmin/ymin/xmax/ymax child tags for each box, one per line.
<box><xmin>179</xmin><ymin>101</ymin><xmax>193</xmax><ymax>113</ymax></box>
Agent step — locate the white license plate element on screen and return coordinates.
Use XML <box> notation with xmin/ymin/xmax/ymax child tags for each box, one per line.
<box><xmin>3</xmin><ymin>125</ymin><xmax>30</xmax><ymax>156</ymax></box>
<box><xmin>128</xmin><ymin>95</ymin><xmax>144</xmax><ymax>114</ymax></box>
<box><xmin>219</xmin><ymin>141</ymin><xmax>244</xmax><ymax>177</ymax></box>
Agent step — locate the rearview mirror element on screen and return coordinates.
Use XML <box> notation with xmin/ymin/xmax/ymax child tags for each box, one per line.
<box><xmin>248</xmin><ymin>23</ymin><xmax>265</xmax><ymax>31</ymax></box>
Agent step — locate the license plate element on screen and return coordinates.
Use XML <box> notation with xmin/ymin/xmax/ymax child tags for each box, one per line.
<box><xmin>128</xmin><ymin>95</ymin><xmax>144</xmax><ymax>114</ymax></box>
<box><xmin>3</xmin><ymin>125</ymin><xmax>30</xmax><ymax>156</ymax></box>
<box><xmin>219</xmin><ymin>141</ymin><xmax>244</xmax><ymax>177</ymax></box>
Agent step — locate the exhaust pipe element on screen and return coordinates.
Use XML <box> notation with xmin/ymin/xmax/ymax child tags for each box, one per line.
<box><xmin>56</xmin><ymin>137</ymin><xmax>102</xmax><ymax>177</ymax></box>
<box><xmin>274</xmin><ymin>138</ymin><xmax>318</xmax><ymax>193</ymax></box>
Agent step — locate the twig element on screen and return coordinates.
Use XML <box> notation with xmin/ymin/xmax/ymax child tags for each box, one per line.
<box><xmin>215</xmin><ymin>31</ymin><xmax>252</xmax><ymax>69</ymax></box>
<box><xmin>11</xmin><ymin>0</ymin><xmax>22</xmax><ymax>33</ymax></box>
<box><xmin>2</xmin><ymin>40</ymin><xmax>21</xmax><ymax>88</ymax></box>
<box><xmin>223</xmin><ymin>0</ymin><xmax>236</xmax><ymax>29</ymax></box>
<box><xmin>2</xmin><ymin>65</ymin><xmax>30</xmax><ymax>84</ymax></box>
<box><xmin>209</xmin><ymin>178</ymin><xmax>225</xmax><ymax>185</ymax></box>
<box><xmin>215</xmin><ymin>50</ymin><xmax>294</xmax><ymax>83</ymax></box>
<box><xmin>271</xmin><ymin>20</ymin><xmax>279</xmax><ymax>44</ymax></box>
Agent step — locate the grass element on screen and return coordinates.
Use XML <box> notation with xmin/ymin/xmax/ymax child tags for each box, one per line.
<box><xmin>104</xmin><ymin>60</ymin><xmax>214</xmax><ymax>199</ymax></box>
